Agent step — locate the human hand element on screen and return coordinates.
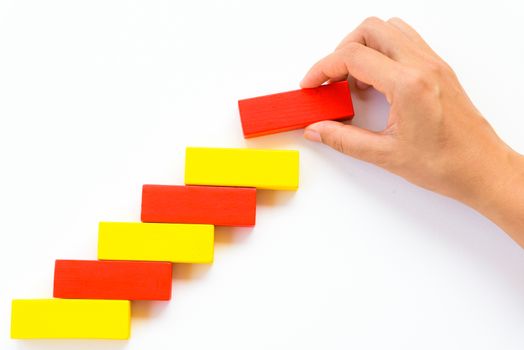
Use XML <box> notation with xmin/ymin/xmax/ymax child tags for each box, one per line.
<box><xmin>302</xmin><ymin>17</ymin><xmax>524</xmax><ymax>243</ymax></box>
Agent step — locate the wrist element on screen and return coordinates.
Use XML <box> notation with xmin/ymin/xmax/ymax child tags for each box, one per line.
<box><xmin>462</xmin><ymin>147</ymin><xmax>519</xmax><ymax>206</ymax></box>
<box><xmin>444</xmin><ymin>131</ymin><xmax>520</xmax><ymax>210</ymax></box>
<box><xmin>459</xmin><ymin>144</ymin><xmax>524</xmax><ymax>239</ymax></box>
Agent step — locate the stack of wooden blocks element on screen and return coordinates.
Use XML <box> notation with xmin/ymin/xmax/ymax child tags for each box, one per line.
<box><xmin>11</xmin><ymin>81</ymin><xmax>353</xmax><ymax>340</ymax></box>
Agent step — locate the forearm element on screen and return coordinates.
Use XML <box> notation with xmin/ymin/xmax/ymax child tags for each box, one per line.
<box><xmin>459</xmin><ymin>145</ymin><xmax>524</xmax><ymax>246</ymax></box>
<box><xmin>301</xmin><ymin>17</ymin><xmax>524</xmax><ymax>247</ymax></box>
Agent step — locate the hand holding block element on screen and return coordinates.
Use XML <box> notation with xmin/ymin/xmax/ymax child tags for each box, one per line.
<box><xmin>11</xmin><ymin>299</ymin><xmax>130</xmax><ymax>339</ymax></box>
<box><xmin>142</xmin><ymin>185</ymin><xmax>256</xmax><ymax>226</ymax></box>
<box><xmin>98</xmin><ymin>222</ymin><xmax>214</xmax><ymax>263</ymax></box>
<box><xmin>184</xmin><ymin>147</ymin><xmax>299</xmax><ymax>190</ymax></box>
<box><xmin>53</xmin><ymin>260</ymin><xmax>173</xmax><ymax>300</ymax></box>
<box><xmin>238</xmin><ymin>81</ymin><xmax>354</xmax><ymax>138</ymax></box>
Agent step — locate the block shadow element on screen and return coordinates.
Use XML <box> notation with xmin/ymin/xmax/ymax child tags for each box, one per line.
<box><xmin>131</xmin><ymin>300</ymin><xmax>171</xmax><ymax>320</ymax></box>
<box><xmin>256</xmin><ymin>189</ymin><xmax>296</xmax><ymax>207</ymax></box>
<box><xmin>14</xmin><ymin>339</ymin><xmax>128</xmax><ymax>350</ymax></box>
<box><xmin>129</xmin><ymin>187</ymin><xmax>295</xmax><ymax>330</ymax></box>
<box><xmin>172</xmin><ymin>262</ymin><xmax>213</xmax><ymax>281</ymax></box>
<box><xmin>214</xmin><ymin>225</ymin><xmax>254</xmax><ymax>245</ymax></box>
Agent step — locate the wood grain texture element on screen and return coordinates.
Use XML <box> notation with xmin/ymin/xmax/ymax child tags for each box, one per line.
<box><xmin>53</xmin><ymin>259</ymin><xmax>173</xmax><ymax>301</ymax></box>
<box><xmin>141</xmin><ymin>185</ymin><xmax>256</xmax><ymax>226</ymax></box>
<box><xmin>238</xmin><ymin>81</ymin><xmax>354</xmax><ymax>138</ymax></box>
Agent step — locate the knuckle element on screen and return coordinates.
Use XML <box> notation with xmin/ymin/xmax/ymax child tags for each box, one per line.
<box><xmin>400</xmin><ymin>59</ymin><xmax>456</xmax><ymax>97</ymax></box>
<box><xmin>387</xmin><ymin>17</ymin><xmax>403</xmax><ymax>24</ymax></box>
<box><xmin>359</xmin><ymin>16</ymin><xmax>383</xmax><ymax>34</ymax></box>
<box><xmin>362</xmin><ymin>16</ymin><xmax>383</xmax><ymax>27</ymax></box>
<box><xmin>328</xmin><ymin>135</ymin><xmax>351</xmax><ymax>155</ymax></box>
<box><xmin>425</xmin><ymin>59</ymin><xmax>451</xmax><ymax>77</ymax></box>
<box><xmin>402</xmin><ymin>68</ymin><xmax>436</xmax><ymax>93</ymax></box>
<box><xmin>340</xmin><ymin>42</ymin><xmax>363</xmax><ymax>59</ymax></box>
<box><xmin>322</xmin><ymin>128</ymin><xmax>354</xmax><ymax>156</ymax></box>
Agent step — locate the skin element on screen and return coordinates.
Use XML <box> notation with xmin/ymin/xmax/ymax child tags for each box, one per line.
<box><xmin>301</xmin><ymin>17</ymin><xmax>524</xmax><ymax>247</ymax></box>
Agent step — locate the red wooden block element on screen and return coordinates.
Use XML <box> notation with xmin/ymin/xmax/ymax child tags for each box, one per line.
<box><xmin>141</xmin><ymin>185</ymin><xmax>256</xmax><ymax>226</ymax></box>
<box><xmin>238</xmin><ymin>80</ymin><xmax>354</xmax><ymax>138</ymax></box>
<box><xmin>53</xmin><ymin>260</ymin><xmax>172</xmax><ymax>301</ymax></box>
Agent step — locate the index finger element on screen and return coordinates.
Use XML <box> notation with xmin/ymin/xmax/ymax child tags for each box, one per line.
<box><xmin>300</xmin><ymin>42</ymin><xmax>402</xmax><ymax>99</ymax></box>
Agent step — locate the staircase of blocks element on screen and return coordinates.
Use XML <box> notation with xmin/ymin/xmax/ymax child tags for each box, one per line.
<box><xmin>10</xmin><ymin>81</ymin><xmax>354</xmax><ymax>340</ymax></box>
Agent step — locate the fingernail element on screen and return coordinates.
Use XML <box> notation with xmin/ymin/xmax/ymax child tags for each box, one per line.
<box><xmin>304</xmin><ymin>129</ymin><xmax>321</xmax><ymax>143</ymax></box>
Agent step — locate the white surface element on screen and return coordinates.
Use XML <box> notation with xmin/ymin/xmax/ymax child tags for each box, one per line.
<box><xmin>1</xmin><ymin>0</ymin><xmax>524</xmax><ymax>349</ymax></box>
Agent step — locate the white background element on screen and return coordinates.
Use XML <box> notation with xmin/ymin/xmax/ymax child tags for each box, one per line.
<box><xmin>1</xmin><ymin>0</ymin><xmax>524</xmax><ymax>349</ymax></box>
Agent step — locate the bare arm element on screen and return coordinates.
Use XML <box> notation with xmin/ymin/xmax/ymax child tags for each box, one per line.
<box><xmin>301</xmin><ymin>17</ymin><xmax>524</xmax><ymax>246</ymax></box>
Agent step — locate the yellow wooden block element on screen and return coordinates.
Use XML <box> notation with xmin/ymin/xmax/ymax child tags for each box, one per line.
<box><xmin>184</xmin><ymin>147</ymin><xmax>299</xmax><ymax>190</ymax></box>
<box><xmin>98</xmin><ymin>222</ymin><xmax>214</xmax><ymax>263</ymax></box>
<box><xmin>11</xmin><ymin>299</ymin><xmax>130</xmax><ymax>339</ymax></box>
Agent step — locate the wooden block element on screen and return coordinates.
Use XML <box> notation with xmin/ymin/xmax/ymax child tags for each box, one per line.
<box><xmin>98</xmin><ymin>222</ymin><xmax>214</xmax><ymax>263</ymax></box>
<box><xmin>184</xmin><ymin>147</ymin><xmax>299</xmax><ymax>190</ymax></box>
<box><xmin>141</xmin><ymin>185</ymin><xmax>256</xmax><ymax>226</ymax></box>
<box><xmin>11</xmin><ymin>299</ymin><xmax>130</xmax><ymax>339</ymax></box>
<box><xmin>238</xmin><ymin>81</ymin><xmax>354</xmax><ymax>138</ymax></box>
<box><xmin>53</xmin><ymin>260</ymin><xmax>173</xmax><ymax>301</ymax></box>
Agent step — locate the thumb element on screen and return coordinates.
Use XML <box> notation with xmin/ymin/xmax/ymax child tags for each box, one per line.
<box><xmin>304</xmin><ymin>121</ymin><xmax>391</xmax><ymax>164</ymax></box>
